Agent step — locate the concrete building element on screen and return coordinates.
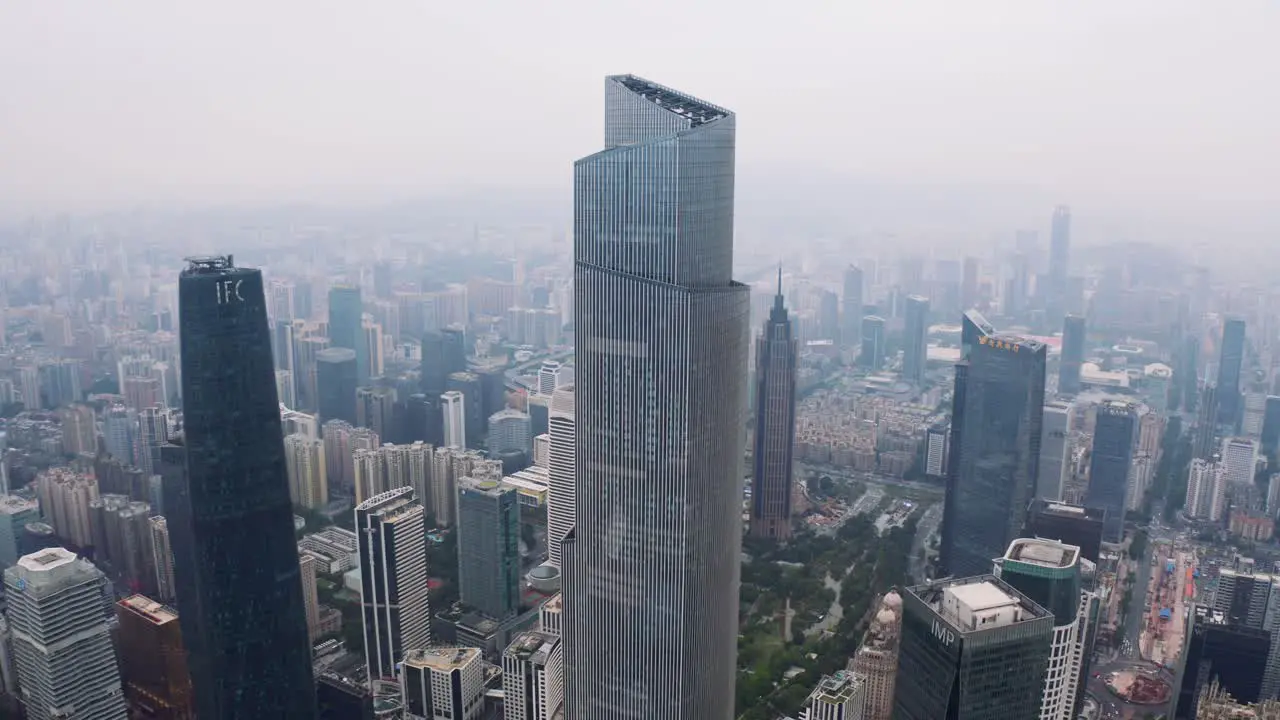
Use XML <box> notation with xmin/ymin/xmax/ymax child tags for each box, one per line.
<box><xmin>35</xmin><ymin>467</ymin><xmax>99</xmax><ymax>548</ymax></box>
<box><xmin>1222</xmin><ymin>437</ymin><xmax>1259</xmax><ymax>487</ymax></box>
<box><xmin>502</xmin><ymin>630</ymin><xmax>563</xmax><ymax>720</ymax></box>
<box><xmin>848</xmin><ymin>592</ymin><xmax>901</xmax><ymax>720</ymax></box>
<box><xmin>442</xmin><ymin>391</ymin><xmax>466</xmax><ymax>449</ymax></box>
<box><xmin>401</xmin><ymin>647</ymin><xmax>484</xmax><ymax>720</ymax></box>
<box><xmin>0</xmin><ymin>496</ymin><xmax>38</xmax><ymax>568</ymax></box>
<box><xmin>299</xmin><ymin>553</ymin><xmax>322</xmax><ymax>642</ymax></box>
<box><xmin>488</xmin><ymin>408</ymin><xmax>532</xmax><ymax>458</ymax></box>
<box><xmin>806</xmin><ymin>670</ymin><xmax>866</xmax><ymax>720</ymax></box>
<box><xmin>1186</xmin><ymin>458</ymin><xmax>1228</xmax><ymax>522</ymax></box>
<box><xmin>457</xmin><ymin>478</ymin><xmax>520</xmax><ymax>619</ymax></box>
<box><xmin>284</xmin><ymin>433</ymin><xmax>328</xmax><ymax>510</ymax></box>
<box><xmin>150</xmin><ymin>516</ymin><xmax>176</xmax><ymax>603</ymax></box>
<box><xmin>1039</xmin><ymin>401</ymin><xmax>1072</xmax><ymax>502</ymax></box>
<box><xmin>116</xmin><ymin>595</ymin><xmax>194</xmax><ymax>719</ymax></box>
<box><xmin>5</xmin><ymin>548</ymin><xmax>128</xmax><ymax>719</ymax></box>
<box><xmin>547</xmin><ymin>385</ymin><xmax>574</xmax><ymax>569</ymax></box>
<box><xmin>356</xmin><ymin>487</ymin><xmax>431</xmax><ymax>688</ymax></box>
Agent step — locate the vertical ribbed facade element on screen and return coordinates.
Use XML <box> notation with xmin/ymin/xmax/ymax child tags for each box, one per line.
<box><xmin>564</xmin><ymin>75</ymin><xmax>749</xmax><ymax>720</ymax></box>
<box><xmin>173</xmin><ymin>256</ymin><xmax>315</xmax><ymax>717</ymax></box>
<box><xmin>357</xmin><ymin>486</ymin><xmax>431</xmax><ymax>688</ymax></box>
<box><xmin>750</xmin><ymin>278</ymin><xmax>797</xmax><ymax>540</ymax></box>
<box><xmin>547</xmin><ymin>385</ymin><xmax>575</xmax><ymax>569</ymax></box>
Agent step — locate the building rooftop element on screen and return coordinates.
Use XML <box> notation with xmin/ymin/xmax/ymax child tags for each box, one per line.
<box><xmin>17</xmin><ymin>547</ymin><xmax>77</xmax><ymax>573</ymax></box>
<box><xmin>403</xmin><ymin>647</ymin><xmax>480</xmax><ymax>672</ymax></box>
<box><xmin>611</xmin><ymin>74</ymin><xmax>729</xmax><ymax>127</ymax></box>
<box><xmin>119</xmin><ymin>595</ymin><xmax>179</xmax><ymax>624</ymax></box>
<box><xmin>809</xmin><ymin>670</ymin><xmax>863</xmax><ymax>705</ymax></box>
<box><xmin>912</xmin><ymin>575</ymin><xmax>1050</xmax><ymax>634</ymax></box>
<box><xmin>1005</xmin><ymin>537</ymin><xmax>1079</xmax><ymax>570</ymax></box>
<box><xmin>0</xmin><ymin>495</ymin><xmax>38</xmax><ymax>515</ymax></box>
<box><xmin>182</xmin><ymin>255</ymin><xmax>235</xmax><ymax>274</ymax></box>
<box><xmin>504</xmin><ymin>631</ymin><xmax>560</xmax><ymax>666</ymax></box>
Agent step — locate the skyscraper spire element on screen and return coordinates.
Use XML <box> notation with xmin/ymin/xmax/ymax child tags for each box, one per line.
<box><xmin>772</xmin><ymin>266</ymin><xmax>788</xmax><ymax>320</ymax></box>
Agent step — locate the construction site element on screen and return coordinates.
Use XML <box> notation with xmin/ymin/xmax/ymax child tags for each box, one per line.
<box><xmin>1137</xmin><ymin>540</ymin><xmax>1198</xmax><ymax>669</ymax></box>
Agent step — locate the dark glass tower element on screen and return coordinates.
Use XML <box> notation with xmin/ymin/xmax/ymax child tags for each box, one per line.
<box><xmin>750</xmin><ymin>271</ymin><xmax>798</xmax><ymax>540</ymax></box>
<box><xmin>1059</xmin><ymin>314</ymin><xmax>1086</xmax><ymax>395</ymax></box>
<box><xmin>328</xmin><ymin>284</ymin><xmax>367</xmax><ymax>384</ymax></box>
<box><xmin>316</xmin><ymin>347</ymin><xmax>358</xmax><ymax>426</ymax></box>
<box><xmin>841</xmin><ymin>265</ymin><xmax>863</xmax><ymax>347</ymax></box>
<box><xmin>1084</xmin><ymin>400</ymin><xmax>1137</xmax><ymax>543</ymax></box>
<box><xmin>564</xmin><ymin>75</ymin><xmax>749</xmax><ymax>720</ymax></box>
<box><xmin>893</xmin><ymin>575</ymin><xmax>1054</xmax><ymax>720</ymax></box>
<box><xmin>1261</xmin><ymin>396</ymin><xmax>1280</xmax><ymax>459</ymax></box>
<box><xmin>1216</xmin><ymin>317</ymin><xmax>1246</xmax><ymax>429</ymax></box>
<box><xmin>456</xmin><ymin>478</ymin><xmax>520</xmax><ymax>619</ymax></box>
<box><xmin>173</xmin><ymin>256</ymin><xmax>315</xmax><ymax>717</ymax></box>
<box><xmin>1046</xmin><ymin>205</ymin><xmax>1071</xmax><ymax>324</ymax></box>
<box><xmin>1026</xmin><ymin>500</ymin><xmax>1105</xmax><ymax>564</ymax></box>
<box><xmin>1194</xmin><ymin>382</ymin><xmax>1220</xmax><ymax>460</ymax></box>
<box><xmin>941</xmin><ymin>311</ymin><xmax>1047</xmax><ymax>578</ymax></box>
<box><xmin>860</xmin><ymin>315</ymin><xmax>886</xmax><ymax>370</ymax></box>
<box><xmin>1173</xmin><ymin>606</ymin><xmax>1270</xmax><ymax>718</ymax></box>
<box><xmin>903</xmin><ymin>295</ymin><xmax>929</xmax><ymax>385</ymax></box>
<box><xmin>418</xmin><ymin>328</ymin><xmax>467</xmax><ymax>446</ymax></box>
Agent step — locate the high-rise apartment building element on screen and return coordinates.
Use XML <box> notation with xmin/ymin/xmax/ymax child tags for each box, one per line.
<box><xmin>941</xmin><ymin>311</ymin><xmax>1047</xmax><ymax>577</ymax></box>
<box><xmin>1059</xmin><ymin>314</ymin><xmax>1086</xmax><ymax>395</ymax></box>
<box><xmin>401</xmin><ymin>647</ymin><xmax>484</xmax><ymax>720</ymax></box>
<box><xmin>892</xmin><ymin>575</ymin><xmax>1054</xmax><ymax>719</ymax></box>
<box><xmin>0</xmin><ymin>496</ymin><xmax>38</xmax><ymax>568</ymax></box>
<box><xmin>1222</xmin><ymin>437</ymin><xmax>1258</xmax><ymax>487</ymax></box>
<box><xmin>150</xmin><ymin>515</ymin><xmax>176</xmax><ymax>603</ymax></box>
<box><xmin>903</xmin><ymin>295</ymin><xmax>930</xmax><ymax>385</ymax></box>
<box><xmin>848</xmin><ymin>591</ymin><xmax>902</xmax><ymax>720</ymax></box>
<box><xmin>59</xmin><ymin>403</ymin><xmax>97</xmax><ymax>456</ymax></box>
<box><xmin>503</xmin><ymin>630</ymin><xmax>564</xmax><ymax>720</ymax></box>
<box><xmin>36</xmin><ymin>467</ymin><xmax>99</xmax><ymax>548</ymax></box>
<box><xmin>1085</xmin><ymin>400</ymin><xmax>1137</xmax><ymax>543</ymax></box>
<box><xmin>357</xmin><ymin>386</ymin><xmax>397</xmax><ymax>440</ymax></box>
<box><xmin>316</xmin><ymin>347</ymin><xmax>359</xmax><ymax>426</ymax></box>
<box><xmin>298</xmin><ymin>552</ymin><xmax>321</xmax><ymax>642</ymax></box>
<box><xmin>488</xmin><ymin>408</ymin><xmax>532</xmax><ymax>457</ymax></box>
<box><xmin>442</xmin><ymin>390</ymin><xmax>467</xmax><ymax>449</ymax></box>
<box><xmin>329</xmin><ymin>285</ymin><xmax>369</xmax><ymax>384</ymax></box>
<box><xmin>1185</xmin><ymin>458</ymin><xmax>1228</xmax><ymax>522</ymax></box>
<box><xmin>1038</xmin><ymin>400</ymin><xmax>1072</xmax><ymax>502</ymax></box>
<box><xmin>457</xmin><ymin>478</ymin><xmax>520</xmax><ymax>619</ymax></box>
<box><xmin>138</xmin><ymin>406</ymin><xmax>170</xmax><ymax>477</ymax></box>
<box><xmin>115</xmin><ymin>594</ymin><xmax>194</xmax><ymax>719</ymax></box>
<box><xmin>842</xmin><ymin>265</ymin><xmax>864</xmax><ymax>348</ymax></box>
<box><xmin>170</xmin><ymin>256</ymin><xmax>315</xmax><ymax>717</ymax></box>
<box><xmin>284</xmin><ymin>433</ymin><xmax>328</xmax><ymax>509</ymax></box>
<box><xmin>1195</xmin><ymin>382</ymin><xmax>1221</xmax><ymax>460</ymax></box>
<box><xmin>564</xmin><ymin>75</ymin><xmax>749</xmax><ymax>720</ymax></box>
<box><xmin>860</xmin><ymin>315</ymin><xmax>886</xmax><ymax>370</ymax></box>
<box><xmin>1261</xmin><ymin>396</ymin><xmax>1280</xmax><ymax>458</ymax></box>
<box><xmin>5</xmin><ymin>548</ymin><xmax>128</xmax><ymax>719</ymax></box>
<box><xmin>356</xmin><ymin>486</ymin><xmax>431</xmax><ymax>687</ymax></box>
<box><xmin>751</xmin><ymin>273</ymin><xmax>798</xmax><ymax>540</ymax></box>
<box><xmin>1217</xmin><ymin>318</ymin><xmax>1246</xmax><ymax>429</ymax></box>
<box><xmin>547</xmin><ymin>385</ymin><xmax>574</xmax><ymax>569</ymax></box>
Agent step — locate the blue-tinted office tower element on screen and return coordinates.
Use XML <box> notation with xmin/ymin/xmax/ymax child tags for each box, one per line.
<box><xmin>1216</xmin><ymin>317</ymin><xmax>1246</xmax><ymax>429</ymax></box>
<box><xmin>316</xmin><ymin>347</ymin><xmax>358</xmax><ymax>426</ymax></box>
<box><xmin>1046</xmin><ymin>205</ymin><xmax>1071</xmax><ymax>324</ymax></box>
<box><xmin>419</xmin><ymin>328</ymin><xmax>467</xmax><ymax>446</ymax></box>
<box><xmin>173</xmin><ymin>256</ymin><xmax>315</xmax><ymax>717</ymax></box>
<box><xmin>940</xmin><ymin>311</ymin><xmax>1047</xmax><ymax>578</ymax></box>
<box><xmin>1261</xmin><ymin>396</ymin><xmax>1280</xmax><ymax>458</ymax></box>
<box><xmin>1059</xmin><ymin>314</ymin><xmax>1086</xmax><ymax>395</ymax></box>
<box><xmin>329</xmin><ymin>284</ymin><xmax>368</xmax><ymax>384</ymax></box>
<box><xmin>1085</xmin><ymin>400</ymin><xmax>1137</xmax><ymax>543</ymax></box>
<box><xmin>564</xmin><ymin>75</ymin><xmax>749</xmax><ymax>720</ymax></box>
<box><xmin>903</xmin><ymin>295</ymin><xmax>929</xmax><ymax>385</ymax></box>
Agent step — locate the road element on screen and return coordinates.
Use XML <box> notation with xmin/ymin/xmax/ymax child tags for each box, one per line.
<box><xmin>1122</xmin><ymin>535</ymin><xmax>1153</xmax><ymax>661</ymax></box>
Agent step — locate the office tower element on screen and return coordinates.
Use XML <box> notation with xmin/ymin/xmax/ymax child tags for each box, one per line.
<box><xmin>806</xmin><ymin>671</ymin><xmax>865</xmax><ymax>720</ymax></box>
<box><xmin>356</xmin><ymin>486</ymin><xmax>431</xmax><ymax>686</ymax></box>
<box><xmin>401</xmin><ymin>647</ymin><xmax>483</xmax><ymax>720</ymax></box>
<box><xmin>1217</xmin><ymin>317</ymin><xmax>1246</xmax><ymax>428</ymax></box>
<box><xmin>284</xmin><ymin>433</ymin><xmax>328</xmax><ymax>510</ymax></box>
<box><xmin>849</xmin><ymin>592</ymin><xmax>901</xmax><ymax>720</ymax></box>
<box><xmin>1085</xmin><ymin>400</ymin><xmax>1137</xmax><ymax>543</ymax></box>
<box><xmin>489</xmin><ymin>408</ymin><xmax>533</xmax><ymax>457</ymax></box>
<box><xmin>532</xmin><ymin>433</ymin><xmax>550</xmax><ymax>469</ymax></box>
<box><xmin>860</xmin><ymin>315</ymin><xmax>886</xmax><ymax>370</ymax></box>
<box><xmin>275</xmin><ymin>369</ymin><xmax>296</xmax><ymax>409</ymax></box>
<box><xmin>1026</xmin><ymin>501</ymin><xmax>1105</xmax><ymax>564</ymax></box>
<box><xmin>925</xmin><ymin>424</ymin><xmax>949</xmax><ymax>477</ymax></box>
<box><xmin>1185</xmin><ymin>458</ymin><xmax>1228</xmax><ymax>522</ymax></box>
<box><xmin>476</xmin><ymin>364</ymin><xmax>510</xmax><ymax>418</ymax></box>
<box><xmin>1243</xmin><ymin>392</ymin><xmax>1267</xmax><ymax>438</ymax></box>
<box><xmin>103</xmin><ymin>403</ymin><xmax>139</xmax><ymax>466</ymax></box>
<box><xmin>0</xmin><ymin>496</ymin><xmax>37</xmax><ymax>568</ymax></box>
<box><xmin>547</xmin><ymin>386</ymin><xmax>574</xmax><ymax>569</ymax></box>
<box><xmin>940</xmin><ymin>311</ymin><xmax>1047</xmax><ymax>578</ymax></box>
<box><xmin>421</xmin><ymin>328</ymin><xmax>467</xmax><ymax>400</ymax></box>
<box><xmin>1262</xmin><ymin>396</ymin><xmax>1280</xmax><ymax>458</ymax></box>
<box><xmin>993</xmin><ymin>538</ymin><xmax>1091</xmax><ymax>720</ymax></box>
<box><xmin>902</xmin><ymin>295</ymin><xmax>930</xmax><ymax>384</ymax></box>
<box><xmin>373</xmin><ymin>261</ymin><xmax>393</xmax><ymax>299</ymax></box>
<box><xmin>892</xmin><ymin>575</ymin><xmax>1053</xmax><ymax>719</ymax></box>
<box><xmin>565</xmin><ymin>75</ymin><xmax>750</xmax><ymax>720</ymax></box>
<box><xmin>172</xmin><ymin>256</ymin><xmax>315</xmax><ymax>717</ymax></box>
<box><xmin>36</xmin><ymin>467</ymin><xmax>99</xmax><ymax>548</ymax></box>
<box><xmin>273</xmin><ymin>318</ymin><xmax>296</xmax><ymax>374</ymax></box>
<box><xmin>1195</xmin><ymin>383</ymin><xmax>1221</xmax><ymax>460</ymax></box>
<box><xmin>751</xmin><ymin>272</ymin><xmax>798</xmax><ymax>540</ymax></box>
<box><xmin>503</xmin><ymin>630</ymin><xmax>564</xmax><ymax>720</ymax></box>
<box><xmin>537</xmin><ymin>361</ymin><xmax>563</xmax><ymax>396</ymax></box>
<box><xmin>362</xmin><ymin>319</ymin><xmax>385</xmax><ymax>378</ymax></box>
<box><xmin>816</xmin><ymin>289</ymin><xmax>840</xmax><ymax>342</ymax></box>
<box><xmin>447</xmin><ymin>371</ymin><xmax>484</xmax><ymax>445</ymax></box>
<box><xmin>457</xmin><ymin>477</ymin><xmax>520</xmax><ymax>619</ymax></box>
<box><xmin>150</xmin><ymin>516</ymin><xmax>176</xmax><ymax>603</ymax></box>
<box><xmin>295</xmin><ymin>334</ymin><xmax>330</xmax><ymax>411</ymax></box>
<box><xmin>137</xmin><ymin>406</ymin><xmax>171</xmax><ymax>478</ymax></box>
<box><xmin>5</xmin><ymin>548</ymin><xmax>128</xmax><ymax>719</ymax></box>
<box><xmin>842</xmin><ymin>265</ymin><xmax>864</xmax><ymax>347</ymax></box>
<box><xmin>316</xmin><ymin>347</ymin><xmax>359</xmax><ymax>426</ymax></box>
<box><xmin>1212</xmin><ymin>569</ymin><xmax>1279</xmax><ymax>631</ymax></box>
<box><xmin>352</xmin><ymin>448</ymin><xmax>385</xmax><ymax>505</ymax></box>
<box><xmin>1038</xmin><ymin>400</ymin><xmax>1071</xmax><ymax>502</ymax></box>
<box><xmin>356</xmin><ymin>386</ymin><xmax>397</xmax><ymax>439</ymax></box>
<box><xmin>116</xmin><ymin>595</ymin><xmax>194</xmax><ymax>719</ymax></box>
<box><xmin>1059</xmin><ymin>314</ymin><xmax>1086</xmax><ymax>395</ymax></box>
<box><xmin>960</xmin><ymin>256</ymin><xmax>980</xmax><ymax>310</ymax></box>
<box><xmin>1222</xmin><ymin>437</ymin><xmax>1258</xmax><ymax>487</ymax></box>
<box><xmin>60</xmin><ymin>403</ymin><xmax>97</xmax><ymax>456</ymax></box>
<box><xmin>1173</xmin><ymin>606</ymin><xmax>1270</xmax><ymax>718</ymax></box>
<box><xmin>328</xmin><ymin>284</ymin><xmax>368</xmax><ymax>384</ymax></box>
<box><xmin>117</xmin><ymin>500</ymin><xmax>156</xmax><ymax>596</ymax></box>
<box><xmin>37</xmin><ymin>358</ymin><xmax>82</xmax><ymax>409</ymax></box>
<box><xmin>298</xmin><ymin>552</ymin><xmax>321</xmax><ymax>641</ymax></box>
<box><xmin>442</xmin><ymin>391</ymin><xmax>466</xmax><ymax>449</ymax></box>
<box><xmin>1046</xmin><ymin>205</ymin><xmax>1071</xmax><ymax>323</ymax></box>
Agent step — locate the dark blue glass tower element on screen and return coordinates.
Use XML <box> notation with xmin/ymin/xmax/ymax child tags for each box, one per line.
<box><xmin>750</xmin><ymin>270</ymin><xmax>798</xmax><ymax>540</ymax></box>
<box><xmin>328</xmin><ymin>284</ymin><xmax>368</xmax><ymax>384</ymax></box>
<box><xmin>1059</xmin><ymin>314</ymin><xmax>1086</xmax><ymax>395</ymax></box>
<box><xmin>1085</xmin><ymin>400</ymin><xmax>1137</xmax><ymax>543</ymax></box>
<box><xmin>316</xmin><ymin>346</ymin><xmax>358</xmax><ymax>426</ymax></box>
<box><xmin>1216</xmin><ymin>317</ymin><xmax>1246</xmax><ymax>429</ymax></box>
<box><xmin>940</xmin><ymin>311</ymin><xmax>1047</xmax><ymax>578</ymax></box>
<box><xmin>173</xmin><ymin>256</ymin><xmax>315</xmax><ymax>717</ymax></box>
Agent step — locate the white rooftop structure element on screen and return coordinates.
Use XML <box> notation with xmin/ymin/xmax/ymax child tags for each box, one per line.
<box><xmin>942</xmin><ymin>581</ymin><xmax>1026</xmax><ymax>631</ymax></box>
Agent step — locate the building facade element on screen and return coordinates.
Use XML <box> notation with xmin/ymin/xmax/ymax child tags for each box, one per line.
<box><xmin>457</xmin><ymin>478</ymin><xmax>520</xmax><ymax>619</ymax></box>
<box><xmin>356</xmin><ymin>486</ymin><xmax>431</xmax><ymax>687</ymax></box>
<box><xmin>115</xmin><ymin>594</ymin><xmax>194</xmax><ymax>719</ymax></box>
<box><xmin>750</xmin><ymin>273</ymin><xmax>798</xmax><ymax>540</ymax></box>
<box><xmin>1085</xmin><ymin>400</ymin><xmax>1137</xmax><ymax>543</ymax></box>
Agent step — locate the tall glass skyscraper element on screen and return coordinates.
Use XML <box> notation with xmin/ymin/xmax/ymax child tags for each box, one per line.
<box><xmin>1059</xmin><ymin>314</ymin><xmax>1086</xmax><ymax>395</ymax></box>
<box><xmin>751</xmin><ymin>271</ymin><xmax>798</xmax><ymax>540</ymax></box>
<box><xmin>1084</xmin><ymin>400</ymin><xmax>1137</xmax><ymax>543</ymax></box>
<box><xmin>172</xmin><ymin>256</ymin><xmax>315</xmax><ymax>717</ymax></box>
<box><xmin>328</xmin><ymin>284</ymin><xmax>368</xmax><ymax>384</ymax></box>
<box><xmin>941</xmin><ymin>311</ymin><xmax>1047</xmax><ymax>578</ymax></box>
<box><xmin>563</xmin><ymin>75</ymin><xmax>749</xmax><ymax>720</ymax></box>
<box><xmin>902</xmin><ymin>294</ymin><xmax>930</xmax><ymax>385</ymax></box>
<box><xmin>1047</xmin><ymin>205</ymin><xmax>1072</xmax><ymax>324</ymax></box>
<box><xmin>1216</xmin><ymin>317</ymin><xmax>1246</xmax><ymax>429</ymax></box>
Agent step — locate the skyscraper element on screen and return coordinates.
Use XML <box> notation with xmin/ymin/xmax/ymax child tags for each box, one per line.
<box><xmin>115</xmin><ymin>594</ymin><xmax>194</xmax><ymax>719</ymax></box>
<box><xmin>751</xmin><ymin>271</ymin><xmax>798</xmax><ymax>540</ymax></box>
<box><xmin>842</xmin><ymin>265</ymin><xmax>864</xmax><ymax>347</ymax></box>
<box><xmin>328</xmin><ymin>284</ymin><xmax>368</xmax><ymax>384</ymax></box>
<box><xmin>1038</xmin><ymin>400</ymin><xmax>1071</xmax><ymax>502</ymax></box>
<box><xmin>356</xmin><ymin>486</ymin><xmax>431</xmax><ymax>687</ymax></box>
<box><xmin>547</xmin><ymin>385</ymin><xmax>575</xmax><ymax>569</ymax></box>
<box><xmin>940</xmin><ymin>311</ymin><xmax>1047</xmax><ymax>578</ymax></box>
<box><xmin>1085</xmin><ymin>400</ymin><xmax>1137</xmax><ymax>543</ymax></box>
<box><xmin>1195</xmin><ymin>382</ymin><xmax>1221</xmax><ymax>460</ymax></box>
<box><xmin>902</xmin><ymin>295</ymin><xmax>929</xmax><ymax>385</ymax></box>
<box><xmin>1262</xmin><ymin>396</ymin><xmax>1280</xmax><ymax>458</ymax></box>
<box><xmin>860</xmin><ymin>315</ymin><xmax>886</xmax><ymax>370</ymax></box>
<box><xmin>1217</xmin><ymin>317</ymin><xmax>1246</xmax><ymax>429</ymax></box>
<box><xmin>564</xmin><ymin>75</ymin><xmax>749</xmax><ymax>720</ymax></box>
<box><xmin>1025</xmin><ymin>500</ymin><xmax>1105</xmax><ymax>564</ymax></box>
<box><xmin>284</xmin><ymin>432</ymin><xmax>328</xmax><ymax>510</ymax></box>
<box><xmin>171</xmin><ymin>256</ymin><xmax>315</xmax><ymax>717</ymax></box>
<box><xmin>456</xmin><ymin>477</ymin><xmax>520</xmax><ymax>619</ymax></box>
<box><xmin>442</xmin><ymin>390</ymin><xmax>466</xmax><ymax>449</ymax></box>
<box><xmin>5</xmin><ymin>548</ymin><xmax>128</xmax><ymax>719</ymax></box>
<box><xmin>892</xmin><ymin>575</ymin><xmax>1053</xmax><ymax>719</ymax></box>
<box><xmin>1059</xmin><ymin>314</ymin><xmax>1086</xmax><ymax>395</ymax></box>
<box><xmin>503</xmin><ymin>630</ymin><xmax>564</xmax><ymax>720</ymax></box>
<box><xmin>805</xmin><ymin>671</ymin><xmax>865</xmax><ymax>720</ymax></box>
<box><xmin>1047</xmin><ymin>205</ymin><xmax>1071</xmax><ymax>324</ymax></box>
<box><xmin>1173</xmin><ymin>606</ymin><xmax>1270</xmax><ymax>718</ymax></box>
<box><xmin>316</xmin><ymin>347</ymin><xmax>358</xmax><ymax>426</ymax></box>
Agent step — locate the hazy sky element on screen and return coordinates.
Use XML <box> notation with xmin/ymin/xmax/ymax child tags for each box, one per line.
<box><xmin>2</xmin><ymin>1</ymin><xmax>1277</xmax><ymax>239</ymax></box>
